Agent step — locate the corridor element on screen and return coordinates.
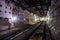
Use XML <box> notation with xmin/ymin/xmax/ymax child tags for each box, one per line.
<box><xmin>0</xmin><ymin>0</ymin><xmax>60</xmax><ymax>40</ymax></box>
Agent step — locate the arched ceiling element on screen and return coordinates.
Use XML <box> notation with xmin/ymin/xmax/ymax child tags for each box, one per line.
<box><xmin>8</xmin><ymin>0</ymin><xmax>51</xmax><ymax>16</ymax></box>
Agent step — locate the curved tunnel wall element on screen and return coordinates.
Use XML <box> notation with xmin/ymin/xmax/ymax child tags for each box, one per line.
<box><xmin>47</xmin><ymin>0</ymin><xmax>60</xmax><ymax>40</ymax></box>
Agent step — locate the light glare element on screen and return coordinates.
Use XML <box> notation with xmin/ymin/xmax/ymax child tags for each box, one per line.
<box><xmin>11</xmin><ymin>16</ymin><xmax>17</xmax><ymax>22</ymax></box>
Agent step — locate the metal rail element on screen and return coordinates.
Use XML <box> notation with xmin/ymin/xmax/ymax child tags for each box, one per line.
<box><xmin>42</xmin><ymin>22</ymin><xmax>54</xmax><ymax>40</ymax></box>
<box><xmin>0</xmin><ymin>22</ymin><xmax>55</xmax><ymax>40</ymax></box>
<box><xmin>10</xmin><ymin>22</ymin><xmax>43</xmax><ymax>40</ymax></box>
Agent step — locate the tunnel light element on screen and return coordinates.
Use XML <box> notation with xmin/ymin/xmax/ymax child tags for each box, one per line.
<box><xmin>47</xmin><ymin>17</ymin><xmax>50</xmax><ymax>21</ymax></box>
<box><xmin>40</xmin><ymin>17</ymin><xmax>48</xmax><ymax>21</ymax></box>
<box><xmin>34</xmin><ymin>15</ymin><xmax>38</xmax><ymax>22</ymax></box>
<box><xmin>34</xmin><ymin>14</ymin><xmax>40</xmax><ymax>22</ymax></box>
<box><xmin>24</xmin><ymin>18</ymin><xmax>26</xmax><ymax>20</ymax></box>
<box><xmin>11</xmin><ymin>16</ymin><xmax>17</xmax><ymax>22</ymax></box>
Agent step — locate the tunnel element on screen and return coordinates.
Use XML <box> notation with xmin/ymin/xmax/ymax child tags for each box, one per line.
<box><xmin>0</xmin><ymin>0</ymin><xmax>60</xmax><ymax>40</ymax></box>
